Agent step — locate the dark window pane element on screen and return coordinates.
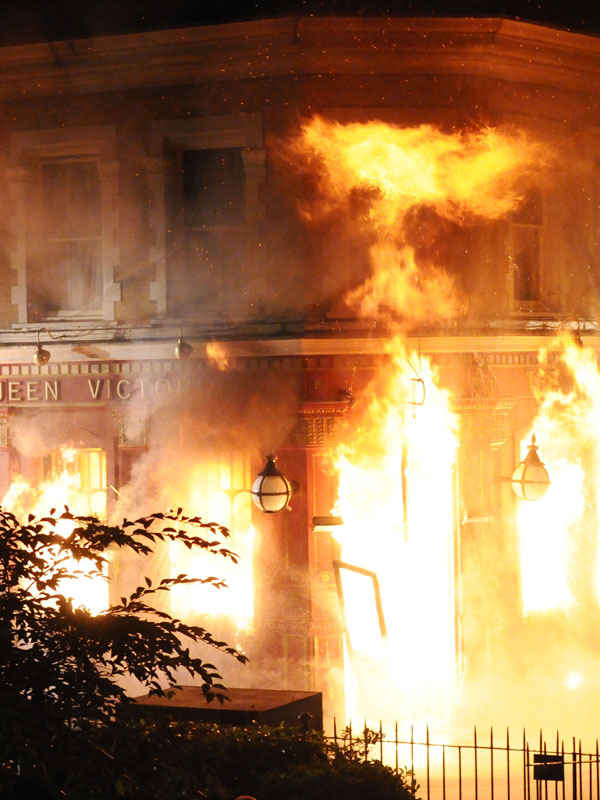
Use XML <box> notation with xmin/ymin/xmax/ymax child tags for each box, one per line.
<box><xmin>514</xmin><ymin>188</ymin><xmax>542</xmax><ymax>225</ymax></box>
<box><xmin>182</xmin><ymin>148</ymin><xmax>245</xmax><ymax>228</ymax></box>
<box><xmin>513</xmin><ymin>227</ymin><xmax>541</xmax><ymax>302</ymax></box>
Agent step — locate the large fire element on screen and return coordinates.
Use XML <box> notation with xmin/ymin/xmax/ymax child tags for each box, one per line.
<box><xmin>5</xmin><ymin>112</ymin><xmax>600</xmax><ymax>740</ymax></box>
<box><xmin>167</xmin><ymin>453</ymin><xmax>255</xmax><ymax>632</ymax></box>
<box><xmin>333</xmin><ymin>341</ymin><xmax>458</xmax><ymax>725</ymax></box>
<box><xmin>286</xmin><ymin>116</ymin><xmax>552</xmax><ymax>326</ymax></box>
<box><xmin>0</xmin><ymin>446</ymin><xmax>255</xmax><ymax>639</ymax></box>
<box><xmin>285</xmin><ymin>115</ymin><xmax>567</xmax><ymax>729</ymax></box>
<box><xmin>1</xmin><ymin>447</ymin><xmax>109</xmax><ymax>614</ymax></box>
<box><xmin>295</xmin><ymin>117</ymin><xmax>550</xmax><ymax>230</ymax></box>
<box><xmin>519</xmin><ymin>336</ymin><xmax>600</xmax><ymax>615</ymax></box>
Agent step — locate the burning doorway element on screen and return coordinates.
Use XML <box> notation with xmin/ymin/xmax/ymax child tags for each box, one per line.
<box><xmin>2</xmin><ymin>444</ymin><xmax>110</xmax><ymax>615</ymax></box>
<box><xmin>41</xmin><ymin>447</ymin><xmax>107</xmax><ymax>518</ymax></box>
<box><xmin>0</xmin><ymin>409</ymin><xmax>116</xmax><ymax>614</ymax></box>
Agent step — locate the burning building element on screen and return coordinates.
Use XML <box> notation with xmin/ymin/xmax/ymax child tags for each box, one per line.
<box><xmin>0</xmin><ymin>15</ymin><xmax>599</xmax><ymax>737</ymax></box>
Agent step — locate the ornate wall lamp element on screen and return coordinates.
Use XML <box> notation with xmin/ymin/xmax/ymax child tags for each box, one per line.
<box><xmin>30</xmin><ymin>325</ymin><xmax>194</xmax><ymax>364</ymax></box>
<box><xmin>174</xmin><ymin>329</ymin><xmax>193</xmax><ymax>359</ymax></box>
<box><xmin>33</xmin><ymin>329</ymin><xmax>51</xmax><ymax>365</ymax></box>
<box><xmin>251</xmin><ymin>455</ymin><xmax>298</xmax><ymax>513</ymax></box>
<box><xmin>557</xmin><ymin>316</ymin><xmax>585</xmax><ymax>347</ymax></box>
<box><xmin>509</xmin><ymin>434</ymin><xmax>551</xmax><ymax>501</ymax></box>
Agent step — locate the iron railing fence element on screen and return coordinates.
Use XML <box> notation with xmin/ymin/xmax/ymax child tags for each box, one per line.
<box><xmin>328</xmin><ymin>722</ymin><xmax>600</xmax><ymax>800</ymax></box>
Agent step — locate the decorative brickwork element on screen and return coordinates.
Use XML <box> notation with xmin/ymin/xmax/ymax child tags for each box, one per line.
<box><xmin>113</xmin><ymin>411</ymin><xmax>148</xmax><ymax>447</ymax></box>
<box><xmin>292</xmin><ymin>403</ymin><xmax>349</xmax><ymax>447</ymax></box>
<box><xmin>455</xmin><ymin>400</ymin><xmax>515</xmax><ymax>444</ymax></box>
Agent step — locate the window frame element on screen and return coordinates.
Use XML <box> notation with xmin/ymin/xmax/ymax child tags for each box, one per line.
<box><xmin>8</xmin><ymin>125</ymin><xmax>121</xmax><ymax>324</ymax></box>
<box><xmin>146</xmin><ymin>114</ymin><xmax>265</xmax><ymax>318</ymax></box>
<box><xmin>506</xmin><ymin>187</ymin><xmax>548</xmax><ymax>315</ymax></box>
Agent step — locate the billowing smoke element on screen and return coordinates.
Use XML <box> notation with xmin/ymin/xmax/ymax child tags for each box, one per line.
<box><xmin>110</xmin><ymin>360</ymin><xmax>301</xmax><ymax>695</ymax></box>
<box><xmin>114</xmin><ymin>363</ymin><xmax>299</xmax><ymax>516</ymax></box>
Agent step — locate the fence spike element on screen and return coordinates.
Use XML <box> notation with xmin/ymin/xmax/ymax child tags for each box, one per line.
<box><xmin>474</xmin><ymin>724</ymin><xmax>479</xmax><ymax>800</ymax></box>
<box><xmin>491</xmin><ymin>725</ymin><xmax>495</xmax><ymax>800</ymax></box>
<box><xmin>561</xmin><ymin>740</ymin><xmax>565</xmax><ymax>800</ymax></box>
<box><xmin>573</xmin><ymin>736</ymin><xmax>577</xmax><ymax>800</ymax></box>
<box><xmin>579</xmin><ymin>739</ymin><xmax>583</xmax><ymax>800</ymax></box>
<box><xmin>442</xmin><ymin>745</ymin><xmax>446</xmax><ymax>800</ymax></box>
<box><xmin>523</xmin><ymin>732</ymin><xmax>528</xmax><ymax>800</ymax></box>
<box><xmin>411</xmin><ymin>724</ymin><xmax>414</xmax><ymax>780</ymax></box>
<box><xmin>426</xmin><ymin>723</ymin><xmax>431</xmax><ymax>800</ymax></box>
<box><xmin>595</xmin><ymin>739</ymin><xmax>599</xmax><ymax>800</ymax></box>
<box><xmin>507</xmin><ymin>726</ymin><xmax>511</xmax><ymax>800</ymax></box>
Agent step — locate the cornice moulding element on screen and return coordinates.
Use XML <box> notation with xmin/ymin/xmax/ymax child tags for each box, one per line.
<box><xmin>0</xmin><ymin>17</ymin><xmax>597</xmax><ymax>99</ymax></box>
<box><xmin>0</xmin><ymin>334</ymin><xmax>596</xmax><ymax>364</ymax></box>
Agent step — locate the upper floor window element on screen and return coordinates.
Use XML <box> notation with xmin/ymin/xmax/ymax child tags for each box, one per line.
<box><xmin>182</xmin><ymin>148</ymin><xmax>246</xmax><ymax>228</ymax></box>
<box><xmin>36</xmin><ymin>158</ymin><xmax>103</xmax><ymax>317</ymax></box>
<box><xmin>166</xmin><ymin>146</ymin><xmax>248</xmax><ymax>314</ymax></box>
<box><xmin>146</xmin><ymin>114</ymin><xmax>265</xmax><ymax>319</ymax></box>
<box><xmin>508</xmin><ymin>188</ymin><xmax>543</xmax><ymax>308</ymax></box>
<box><xmin>8</xmin><ymin>125</ymin><xmax>120</xmax><ymax>324</ymax></box>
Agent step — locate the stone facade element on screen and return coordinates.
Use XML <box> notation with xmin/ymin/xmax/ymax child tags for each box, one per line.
<box><xmin>0</xmin><ymin>16</ymin><xmax>598</xmax><ymax>721</ymax></box>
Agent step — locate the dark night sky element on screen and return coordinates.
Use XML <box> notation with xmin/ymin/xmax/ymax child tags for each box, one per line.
<box><xmin>0</xmin><ymin>0</ymin><xmax>598</xmax><ymax>45</ymax></box>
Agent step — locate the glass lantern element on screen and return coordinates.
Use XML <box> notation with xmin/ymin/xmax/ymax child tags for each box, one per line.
<box><xmin>251</xmin><ymin>455</ymin><xmax>293</xmax><ymax>513</ymax></box>
<box><xmin>511</xmin><ymin>434</ymin><xmax>550</xmax><ymax>501</ymax></box>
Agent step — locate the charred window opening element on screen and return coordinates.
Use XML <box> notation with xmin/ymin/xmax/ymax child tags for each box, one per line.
<box><xmin>30</xmin><ymin>159</ymin><xmax>103</xmax><ymax>318</ymax></box>
<box><xmin>167</xmin><ymin>147</ymin><xmax>247</xmax><ymax>314</ymax></box>
<box><xmin>182</xmin><ymin>148</ymin><xmax>245</xmax><ymax>228</ymax></box>
<box><xmin>510</xmin><ymin>188</ymin><xmax>543</xmax><ymax>305</ymax></box>
<box><xmin>42</xmin><ymin>447</ymin><xmax>107</xmax><ymax>519</ymax></box>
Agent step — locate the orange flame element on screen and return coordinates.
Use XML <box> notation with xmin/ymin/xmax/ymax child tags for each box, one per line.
<box><xmin>295</xmin><ymin>117</ymin><xmax>551</xmax><ymax>231</ymax></box>
<box><xmin>1</xmin><ymin>447</ymin><xmax>255</xmax><ymax>642</ymax></box>
<box><xmin>206</xmin><ymin>342</ymin><xmax>231</xmax><ymax>371</ymax></box>
<box><xmin>345</xmin><ymin>242</ymin><xmax>458</xmax><ymax>323</ymax></box>
<box><xmin>519</xmin><ymin>336</ymin><xmax>600</xmax><ymax>613</ymax></box>
<box><xmin>1</xmin><ymin>447</ymin><xmax>108</xmax><ymax>614</ymax></box>
<box><xmin>286</xmin><ymin>116</ymin><xmax>553</xmax><ymax>326</ymax></box>
<box><xmin>333</xmin><ymin>341</ymin><xmax>459</xmax><ymax>724</ymax></box>
<box><xmin>167</xmin><ymin>454</ymin><xmax>255</xmax><ymax>635</ymax></box>
<box><xmin>280</xmin><ymin>116</ymin><xmax>557</xmax><ymax>726</ymax></box>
